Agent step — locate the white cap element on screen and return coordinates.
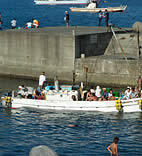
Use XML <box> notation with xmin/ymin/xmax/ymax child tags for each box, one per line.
<box><xmin>127</xmin><ymin>86</ymin><xmax>131</xmax><ymax>89</ymax></box>
<box><xmin>18</xmin><ymin>86</ymin><xmax>22</xmax><ymax>89</ymax></box>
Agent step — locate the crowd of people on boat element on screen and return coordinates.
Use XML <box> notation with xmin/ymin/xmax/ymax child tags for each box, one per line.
<box><xmin>83</xmin><ymin>85</ymin><xmax>142</xmax><ymax>101</ymax></box>
<box><xmin>82</xmin><ymin>86</ymin><xmax>115</xmax><ymax>101</ymax></box>
<box><xmin>123</xmin><ymin>86</ymin><xmax>140</xmax><ymax>100</ymax></box>
<box><xmin>7</xmin><ymin>71</ymin><xmax>142</xmax><ymax>102</ymax></box>
<box><xmin>14</xmin><ymin>72</ymin><xmax>47</xmax><ymax>100</ymax></box>
<box><xmin>12</xmin><ymin>84</ymin><xmax>142</xmax><ymax>103</ymax></box>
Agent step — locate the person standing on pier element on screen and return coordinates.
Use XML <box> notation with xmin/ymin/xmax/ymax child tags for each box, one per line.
<box><xmin>0</xmin><ymin>20</ymin><xmax>2</xmax><ymax>30</ymax></box>
<box><xmin>98</xmin><ymin>10</ymin><xmax>104</xmax><ymax>26</ymax></box>
<box><xmin>33</xmin><ymin>19</ymin><xmax>39</xmax><ymax>28</ymax></box>
<box><xmin>104</xmin><ymin>9</ymin><xmax>109</xmax><ymax>27</ymax></box>
<box><xmin>11</xmin><ymin>19</ymin><xmax>17</xmax><ymax>29</ymax></box>
<box><xmin>64</xmin><ymin>11</ymin><xmax>69</xmax><ymax>28</ymax></box>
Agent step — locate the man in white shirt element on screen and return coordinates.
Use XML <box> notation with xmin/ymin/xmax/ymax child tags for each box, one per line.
<box><xmin>26</xmin><ymin>21</ymin><xmax>32</xmax><ymax>28</ymax></box>
<box><xmin>124</xmin><ymin>87</ymin><xmax>131</xmax><ymax>99</ymax></box>
<box><xmin>11</xmin><ymin>19</ymin><xmax>17</xmax><ymax>29</ymax></box>
<box><xmin>39</xmin><ymin>72</ymin><xmax>46</xmax><ymax>90</ymax></box>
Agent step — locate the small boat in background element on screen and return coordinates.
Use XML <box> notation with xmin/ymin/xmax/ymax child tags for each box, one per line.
<box><xmin>34</xmin><ymin>0</ymin><xmax>90</xmax><ymax>5</ymax></box>
<box><xmin>70</xmin><ymin>5</ymin><xmax>127</xmax><ymax>13</ymax></box>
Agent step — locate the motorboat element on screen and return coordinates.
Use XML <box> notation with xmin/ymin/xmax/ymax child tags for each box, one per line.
<box><xmin>1</xmin><ymin>89</ymin><xmax>142</xmax><ymax>113</ymax></box>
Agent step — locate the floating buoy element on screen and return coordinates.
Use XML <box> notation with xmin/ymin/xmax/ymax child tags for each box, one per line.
<box><xmin>139</xmin><ymin>100</ymin><xmax>142</xmax><ymax>110</ymax></box>
<box><xmin>5</xmin><ymin>96</ymin><xmax>12</xmax><ymax>107</ymax></box>
<box><xmin>115</xmin><ymin>99</ymin><xmax>122</xmax><ymax>111</ymax></box>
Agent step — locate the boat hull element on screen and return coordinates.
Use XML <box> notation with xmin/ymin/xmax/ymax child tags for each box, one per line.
<box><xmin>1</xmin><ymin>97</ymin><xmax>142</xmax><ymax>113</ymax></box>
<box><xmin>34</xmin><ymin>0</ymin><xmax>89</xmax><ymax>5</ymax></box>
<box><xmin>70</xmin><ymin>5</ymin><xmax>127</xmax><ymax>13</ymax></box>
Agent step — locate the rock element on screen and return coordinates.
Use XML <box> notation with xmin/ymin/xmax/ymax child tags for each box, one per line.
<box><xmin>29</xmin><ymin>145</ymin><xmax>58</xmax><ymax>156</ymax></box>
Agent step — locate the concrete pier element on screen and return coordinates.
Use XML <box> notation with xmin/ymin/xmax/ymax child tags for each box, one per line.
<box><xmin>0</xmin><ymin>26</ymin><xmax>140</xmax><ymax>86</ymax></box>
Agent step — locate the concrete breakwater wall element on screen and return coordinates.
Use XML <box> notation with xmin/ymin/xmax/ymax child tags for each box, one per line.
<box><xmin>0</xmin><ymin>27</ymin><xmax>75</xmax><ymax>81</ymax></box>
<box><xmin>0</xmin><ymin>26</ymin><xmax>141</xmax><ymax>86</ymax></box>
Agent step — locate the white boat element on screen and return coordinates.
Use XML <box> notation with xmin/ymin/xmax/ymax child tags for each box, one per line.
<box><xmin>70</xmin><ymin>5</ymin><xmax>127</xmax><ymax>13</ymax></box>
<box><xmin>34</xmin><ymin>0</ymin><xmax>90</xmax><ymax>5</ymax></box>
<box><xmin>1</xmin><ymin>90</ymin><xmax>142</xmax><ymax>113</ymax></box>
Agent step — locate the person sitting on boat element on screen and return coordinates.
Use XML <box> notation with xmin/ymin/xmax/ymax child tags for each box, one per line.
<box><xmin>102</xmin><ymin>88</ymin><xmax>108</xmax><ymax>98</ymax></box>
<box><xmin>124</xmin><ymin>87</ymin><xmax>131</xmax><ymax>100</ymax></box>
<box><xmin>101</xmin><ymin>88</ymin><xmax>108</xmax><ymax>101</ymax></box>
<box><xmin>87</xmin><ymin>0</ymin><xmax>97</xmax><ymax>9</ymax></box>
<box><xmin>17</xmin><ymin>85</ymin><xmax>26</xmax><ymax>98</ymax></box>
<box><xmin>26</xmin><ymin>86</ymin><xmax>34</xmax><ymax>99</ymax></box>
<box><xmin>86</xmin><ymin>92</ymin><xmax>98</xmax><ymax>101</ymax></box>
<box><xmin>92</xmin><ymin>93</ymin><xmax>98</xmax><ymax>101</ymax></box>
<box><xmin>108</xmin><ymin>89</ymin><xmax>115</xmax><ymax>101</ymax></box>
<box><xmin>34</xmin><ymin>89</ymin><xmax>40</xmax><ymax>99</ymax></box>
<box><xmin>130</xmin><ymin>87</ymin><xmax>138</xmax><ymax>99</ymax></box>
<box><xmin>40</xmin><ymin>90</ymin><xmax>45</xmax><ymax>100</ymax></box>
<box><xmin>101</xmin><ymin>96</ymin><xmax>108</xmax><ymax>101</ymax></box>
<box><xmin>90</xmin><ymin>86</ymin><xmax>95</xmax><ymax>94</ymax></box>
<box><xmin>86</xmin><ymin>89</ymin><xmax>92</xmax><ymax>101</ymax></box>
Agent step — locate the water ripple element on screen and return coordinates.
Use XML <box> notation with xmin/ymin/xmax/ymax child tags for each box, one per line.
<box><xmin>0</xmin><ymin>107</ymin><xmax>142</xmax><ymax>155</ymax></box>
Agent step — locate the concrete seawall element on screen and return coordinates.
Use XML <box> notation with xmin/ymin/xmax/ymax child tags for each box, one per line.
<box><xmin>0</xmin><ymin>27</ymin><xmax>75</xmax><ymax>81</ymax></box>
<box><xmin>0</xmin><ymin>26</ymin><xmax>141</xmax><ymax>86</ymax></box>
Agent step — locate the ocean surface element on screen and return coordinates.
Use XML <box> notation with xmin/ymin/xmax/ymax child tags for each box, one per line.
<box><xmin>0</xmin><ymin>78</ymin><xmax>142</xmax><ymax>156</ymax></box>
<box><xmin>0</xmin><ymin>0</ymin><xmax>142</xmax><ymax>155</ymax></box>
<box><xmin>0</xmin><ymin>0</ymin><xmax>142</xmax><ymax>29</ymax></box>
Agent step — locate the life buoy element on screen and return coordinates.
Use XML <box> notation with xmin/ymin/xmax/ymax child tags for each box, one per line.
<box><xmin>139</xmin><ymin>99</ymin><xmax>142</xmax><ymax>110</ymax></box>
<box><xmin>5</xmin><ymin>96</ymin><xmax>12</xmax><ymax>107</ymax></box>
<box><xmin>115</xmin><ymin>99</ymin><xmax>122</xmax><ymax>111</ymax></box>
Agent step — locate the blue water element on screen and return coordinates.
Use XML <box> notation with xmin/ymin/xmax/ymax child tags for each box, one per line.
<box><xmin>0</xmin><ymin>0</ymin><xmax>142</xmax><ymax>155</ymax></box>
<box><xmin>1</xmin><ymin>108</ymin><xmax>142</xmax><ymax>156</ymax></box>
<box><xmin>0</xmin><ymin>0</ymin><xmax>142</xmax><ymax>29</ymax></box>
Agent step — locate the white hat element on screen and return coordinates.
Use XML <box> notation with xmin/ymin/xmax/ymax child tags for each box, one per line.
<box><xmin>18</xmin><ymin>86</ymin><xmax>22</xmax><ymax>89</ymax></box>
